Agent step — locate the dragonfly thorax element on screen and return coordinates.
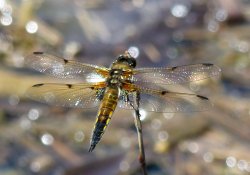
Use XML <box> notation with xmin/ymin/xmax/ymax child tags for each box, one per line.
<box><xmin>107</xmin><ymin>69</ymin><xmax>123</xmax><ymax>87</ymax></box>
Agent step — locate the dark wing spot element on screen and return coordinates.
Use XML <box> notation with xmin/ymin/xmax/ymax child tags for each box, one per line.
<box><xmin>90</xmin><ymin>87</ymin><xmax>95</xmax><ymax>90</ymax></box>
<box><xmin>161</xmin><ymin>91</ymin><xmax>168</xmax><ymax>95</ymax></box>
<box><xmin>197</xmin><ymin>95</ymin><xmax>209</xmax><ymax>100</ymax></box>
<box><xmin>171</xmin><ymin>66</ymin><xmax>177</xmax><ymax>71</ymax></box>
<box><xmin>66</xmin><ymin>84</ymin><xmax>72</xmax><ymax>88</ymax></box>
<box><xmin>64</xmin><ymin>59</ymin><xmax>69</xmax><ymax>64</ymax></box>
<box><xmin>32</xmin><ymin>83</ymin><xmax>44</xmax><ymax>87</ymax></box>
<box><xmin>202</xmin><ymin>63</ymin><xmax>213</xmax><ymax>67</ymax></box>
<box><xmin>33</xmin><ymin>52</ymin><xmax>43</xmax><ymax>55</ymax></box>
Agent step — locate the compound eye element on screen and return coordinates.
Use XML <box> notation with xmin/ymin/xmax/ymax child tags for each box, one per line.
<box><xmin>129</xmin><ymin>59</ymin><xmax>136</xmax><ymax>68</ymax></box>
<box><xmin>118</xmin><ymin>55</ymin><xmax>125</xmax><ymax>61</ymax></box>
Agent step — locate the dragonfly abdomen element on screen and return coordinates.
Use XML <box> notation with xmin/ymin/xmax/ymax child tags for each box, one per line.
<box><xmin>89</xmin><ymin>87</ymin><xmax>119</xmax><ymax>152</ymax></box>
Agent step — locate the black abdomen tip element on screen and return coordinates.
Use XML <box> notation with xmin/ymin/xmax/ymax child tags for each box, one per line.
<box><xmin>88</xmin><ymin>144</ymin><xmax>96</xmax><ymax>152</ymax></box>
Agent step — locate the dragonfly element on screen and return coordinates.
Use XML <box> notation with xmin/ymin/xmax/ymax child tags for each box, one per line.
<box><xmin>25</xmin><ymin>51</ymin><xmax>221</xmax><ymax>152</ymax></box>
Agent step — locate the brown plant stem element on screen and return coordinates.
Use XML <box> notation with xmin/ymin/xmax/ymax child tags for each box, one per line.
<box><xmin>130</xmin><ymin>92</ymin><xmax>148</xmax><ymax>175</ymax></box>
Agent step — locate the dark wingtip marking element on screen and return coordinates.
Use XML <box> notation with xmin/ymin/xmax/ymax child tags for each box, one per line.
<box><xmin>33</xmin><ymin>52</ymin><xmax>43</xmax><ymax>55</ymax></box>
<box><xmin>197</xmin><ymin>95</ymin><xmax>209</xmax><ymax>100</ymax></box>
<box><xmin>32</xmin><ymin>83</ymin><xmax>44</xmax><ymax>87</ymax></box>
<box><xmin>202</xmin><ymin>63</ymin><xmax>213</xmax><ymax>67</ymax></box>
<box><xmin>161</xmin><ymin>91</ymin><xmax>168</xmax><ymax>95</ymax></box>
<box><xmin>90</xmin><ymin>87</ymin><xmax>95</xmax><ymax>90</ymax></box>
<box><xmin>64</xmin><ymin>59</ymin><xmax>69</xmax><ymax>64</ymax></box>
<box><xmin>66</xmin><ymin>84</ymin><xmax>72</xmax><ymax>88</ymax></box>
<box><xmin>171</xmin><ymin>66</ymin><xmax>177</xmax><ymax>71</ymax></box>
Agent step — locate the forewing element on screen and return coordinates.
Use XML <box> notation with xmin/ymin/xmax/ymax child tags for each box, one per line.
<box><xmin>25</xmin><ymin>52</ymin><xmax>109</xmax><ymax>80</ymax></box>
<box><xmin>26</xmin><ymin>82</ymin><xmax>106</xmax><ymax>108</ymax></box>
<box><xmin>132</xmin><ymin>64</ymin><xmax>221</xmax><ymax>86</ymax></box>
<box><xmin>118</xmin><ymin>85</ymin><xmax>212</xmax><ymax>113</ymax></box>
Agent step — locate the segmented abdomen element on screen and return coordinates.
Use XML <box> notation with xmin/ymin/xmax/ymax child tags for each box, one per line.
<box><xmin>89</xmin><ymin>87</ymin><xmax>119</xmax><ymax>152</ymax></box>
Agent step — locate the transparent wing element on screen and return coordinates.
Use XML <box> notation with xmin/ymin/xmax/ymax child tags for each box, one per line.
<box><xmin>131</xmin><ymin>64</ymin><xmax>221</xmax><ymax>87</ymax></box>
<box><xmin>25</xmin><ymin>52</ymin><xmax>109</xmax><ymax>81</ymax></box>
<box><xmin>26</xmin><ymin>82</ymin><xmax>106</xmax><ymax>108</ymax></box>
<box><xmin>118</xmin><ymin>84</ymin><xmax>212</xmax><ymax>113</ymax></box>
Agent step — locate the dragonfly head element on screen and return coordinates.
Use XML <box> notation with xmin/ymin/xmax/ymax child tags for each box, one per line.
<box><xmin>115</xmin><ymin>51</ymin><xmax>137</xmax><ymax>68</ymax></box>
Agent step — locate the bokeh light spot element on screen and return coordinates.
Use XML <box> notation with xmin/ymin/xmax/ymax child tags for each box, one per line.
<box><xmin>28</xmin><ymin>108</ymin><xmax>40</xmax><ymax>121</ymax></box>
<box><xmin>41</xmin><ymin>133</ymin><xmax>54</xmax><ymax>146</ymax></box>
<box><xmin>1</xmin><ymin>15</ymin><xmax>12</xmax><ymax>26</ymax></box>
<box><xmin>26</xmin><ymin>21</ymin><xmax>38</xmax><ymax>34</ymax></box>
<box><xmin>226</xmin><ymin>156</ymin><xmax>237</xmax><ymax>168</ymax></box>
<box><xmin>128</xmin><ymin>46</ymin><xmax>140</xmax><ymax>58</ymax></box>
<box><xmin>171</xmin><ymin>4</ymin><xmax>189</xmax><ymax>18</ymax></box>
<box><xmin>74</xmin><ymin>130</ymin><xmax>85</xmax><ymax>142</ymax></box>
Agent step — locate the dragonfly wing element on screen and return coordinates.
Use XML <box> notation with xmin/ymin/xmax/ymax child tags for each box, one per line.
<box><xmin>25</xmin><ymin>52</ymin><xmax>109</xmax><ymax>80</ymax></box>
<box><xmin>26</xmin><ymin>82</ymin><xmax>106</xmax><ymax>108</ymax></box>
<box><xmin>132</xmin><ymin>64</ymin><xmax>221</xmax><ymax>87</ymax></box>
<box><xmin>119</xmin><ymin>84</ymin><xmax>212</xmax><ymax>113</ymax></box>
<box><xmin>138</xmin><ymin>90</ymin><xmax>212</xmax><ymax>113</ymax></box>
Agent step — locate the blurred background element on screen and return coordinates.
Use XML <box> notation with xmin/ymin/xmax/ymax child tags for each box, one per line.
<box><xmin>1</xmin><ymin>0</ymin><xmax>250</xmax><ymax>175</ymax></box>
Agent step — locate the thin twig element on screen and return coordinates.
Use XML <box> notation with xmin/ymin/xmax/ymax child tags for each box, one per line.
<box><xmin>129</xmin><ymin>92</ymin><xmax>148</xmax><ymax>175</ymax></box>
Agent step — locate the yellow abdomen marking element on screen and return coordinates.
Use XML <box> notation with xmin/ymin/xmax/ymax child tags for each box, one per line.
<box><xmin>89</xmin><ymin>87</ymin><xmax>119</xmax><ymax>151</ymax></box>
